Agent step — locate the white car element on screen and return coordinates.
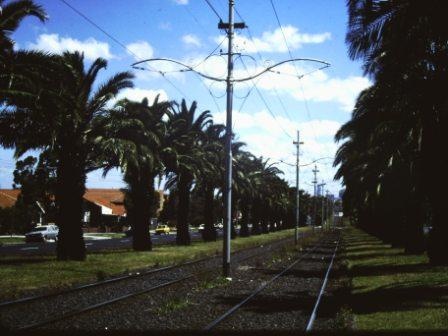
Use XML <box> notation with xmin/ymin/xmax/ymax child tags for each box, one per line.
<box><xmin>25</xmin><ymin>225</ymin><xmax>59</xmax><ymax>243</ymax></box>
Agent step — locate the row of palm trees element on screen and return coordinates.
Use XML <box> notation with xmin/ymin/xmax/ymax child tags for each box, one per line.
<box><xmin>0</xmin><ymin>0</ymin><xmax>299</xmax><ymax>260</ymax></box>
<box><xmin>335</xmin><ymin>0</ymin><xmax>448</xmax><ymax>264</ymax></box>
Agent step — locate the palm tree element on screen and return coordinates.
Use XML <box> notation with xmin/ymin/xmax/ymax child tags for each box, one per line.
<box><xmin>0</xmin><ymin>51</ymin><xmax>133</xmax><ymax>260</ymax></box>
<box><xmin>249</xmin><ymin>157</ymin><xmax>284</xmax><ymax>234</ymax></box>
<box><xmin>233</xmin><ymin>150</ymin><xmax>258</xmax><ymax>237</ymax></box>
<box><xmin>346</xmin><ymin>0</ymin><xmax>448</xmax><ymax>263</ymax></box>
<box><xmin>0</xmin><ymin>0</ymin><xmax>46</xmax><ymax>57</ymax></box>
<box><xmin>99</xmin><ymin>96</ymin><xmax>171</xmax><ymax>251</ymax></box>
<box><xmin>334</xmin><ymin>81</ymin><xmax>425</xmax><ymax>251</ymax></box>
<box><xmin>197</xmin><ymin>122</ymin><xmax>225</xmax><ymax>241</ymax></box>
<box><xmin>164</xmin><ymin>99</ymin><xmax>212</xmax><ymax>245</ymax></box>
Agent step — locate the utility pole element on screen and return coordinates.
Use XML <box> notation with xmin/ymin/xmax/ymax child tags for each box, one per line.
<box><xmin>220</xmin><ymin>0</ymin><xmax>246</xmax><ymax>278</ymax></box>
<box><xmin>293</xmin><ymin>131</ymin><xmax>303</xmax><ymax>245</ymax></box>
<box><xmin>131</xmin><ymin>0</ymin><xmax>328</xmax><ymax>278</ymax></box>
<box><xmin>325</xmin><ymin>190</ymin><xmax>330</xmax><ymax>230</ymax></box>
<box><xmin>318</xmin><ymin>181</ymin><xmax>326</xmax><ymax>227</ymax></box>
<box><xmin>312</xmin><ymin>165</ymin><xmax>319</xmax><ymax>230</ymax></box>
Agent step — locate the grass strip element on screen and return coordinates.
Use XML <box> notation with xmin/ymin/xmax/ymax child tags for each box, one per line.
<box><xmin>344</xmin><ymin>226</ymin><xmax>448</xmax><ymax>330</ymax></box>
<box><xmin>0</xmin><ymin>237</ymin><xmax>25</xmax><ymax>245</ymax></box>
<box><xmin>0</xmin><ymin>228</ymin><xmax>310</xmax><ymax>299</ymax></box>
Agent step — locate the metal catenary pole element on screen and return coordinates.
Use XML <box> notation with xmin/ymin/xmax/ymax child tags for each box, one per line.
<box><xmin>221</xmin><ymin>0</ymin><xmax>247</xmax><ymax>278</ymax></box>
<box><xmin>319</xmin><ymin>181</ymin><xmax>326</xmax><ymax>227</ymax></box>
<box><xmin>223</xmin><ymin>0</ymin><xmax>235</xmax><ymax>278</ymax></box>
<box><xmin>312</xmin><ymin>165</ymin><xmax>319</xmax><ymax>230</ymax></box>
<box><xmin>129</xmin><ymin>0</ymin><xmax>328</xmax><ymax>279</ymax></box>
<box><xmin>293</xmin><ymin>130</ymin><xmax>303</xmax><ymax>245</ymax></box>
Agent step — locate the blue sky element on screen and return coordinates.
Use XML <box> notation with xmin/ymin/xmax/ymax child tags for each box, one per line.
<box><xmin>0</xmin><ymin>0</ymin><xmax>369</xmax><ymax>196</ymax></box>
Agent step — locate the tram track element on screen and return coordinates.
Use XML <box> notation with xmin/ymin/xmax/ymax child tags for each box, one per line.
<box><xmin>203</xmin><ymin>232</ymin><xmax>340</xmax><ymax>331</ymax></box>
<box><xmin>0</xmin><ymin>233</ymin><xmax>308</xmax><ymax>331</ymax></box>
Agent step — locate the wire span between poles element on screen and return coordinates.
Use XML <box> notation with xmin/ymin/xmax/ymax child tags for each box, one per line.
<box><xmin>131</xmin><ymin>57</ymin><xmax>330</xmax><ymax>83</ymax></box>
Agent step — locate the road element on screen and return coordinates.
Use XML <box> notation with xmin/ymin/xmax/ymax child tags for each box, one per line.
<box><xmin>0</xmin><ymin>231</ymin><xmax>207</xmax><ymax>256</ymax></box>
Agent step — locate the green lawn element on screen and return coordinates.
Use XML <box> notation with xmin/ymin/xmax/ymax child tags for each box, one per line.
<box><xmin>345</xmin><ymin>227</ymin><xmax>448</xmax><ymax>330</ymax></box>
<box><xmin>83</xmin><ymin>232</ymin><xmax>125</xmax><ymax>239</ymax></box>
<box><xmin>0</xmin><ymin>237</ymin><xmax>24</xmax><ymax>245</ymax></box>
<box><xmin>0</xmin><ymin>228</ymin><xmax>311</xmax><ymax>300</ymax></box>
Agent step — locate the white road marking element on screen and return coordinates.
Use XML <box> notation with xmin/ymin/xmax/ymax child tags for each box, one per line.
<box><xmin>21</xmin><ymin>247</ymin><xmax>39</xmax><ymax>251</ymax></box>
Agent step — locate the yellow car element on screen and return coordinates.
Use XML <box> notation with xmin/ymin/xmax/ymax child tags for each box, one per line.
<box><xmin>155</xmin><ymin>224</ymin><xmax>170</xmax><ymax>235</ymax></box>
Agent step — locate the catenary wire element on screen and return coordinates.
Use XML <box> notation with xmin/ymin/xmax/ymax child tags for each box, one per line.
<box><xmin>234</xmin><ymin>7</ymin><xmax>295</xmax><ymax>123</ymax></box>
<box><xmin>239</xmin><ymin>57</ymin><xmax>294</xmax><ymax>140</ymax></box>
<box><xmin>269</xmin><ymin>0</ymin><xmax>320</xmax><ymax>141</ymax></box>
<box><xmin>58</xmin><ymin>0</ymin><xmax>189</xmax><ymax>100</ymax></box>
<box><xmin>204</xmin><ymin>0</ymin><xmax>225</xmax><ymax>22</ymax></box>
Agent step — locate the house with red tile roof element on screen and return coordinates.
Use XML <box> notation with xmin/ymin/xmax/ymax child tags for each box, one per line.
<box><xmin>0</xmin><ymin>189</ymin><xmax>165</xmax><ymax>232</ymax></box>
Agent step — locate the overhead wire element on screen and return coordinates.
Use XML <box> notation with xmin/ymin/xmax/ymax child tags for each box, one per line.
<box><xmin>239</xmin><ymin>58</ymin><xmax>294</xmax><ymax>140</ymax></box>
<box><xmin>58</xmin><ymin>0</ymin><xmax>189</xmax><ymax>100</ymax></box>
<box><xmin>181</xmin><ymin>4</ymin><xmax>228</xmax><ymax>113</ymax></box>
<box><xmin>204</xmin><ymin>0</ymin><xmax>225</xmax><ymax>22</ymax></box>
<box><xmin>234</xmin><ymin>7</ymin><xmax>295</xmax><ymax>123</ymax></box>
<box><xmin>230</xmin><ymin>7</ymin><xmax>293</xmax><ymax>140</ymax></box>
<box><xmin>269</xmin><ymin>0</ymin><xmax>320</xmax><ymax>141</ymax></box>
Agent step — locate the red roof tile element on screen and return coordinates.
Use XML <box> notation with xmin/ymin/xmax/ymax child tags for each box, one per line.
<box><xmin>84</xmin><ymin>189</ymin><xmax>126</xmax><ymax>216</ymax></box>
<box><xmin>0</xmin><ymin>189</ymin><xmax>20</xmax><ymax>208</ymax></box>
<box><xmin>0</xmin><ymin>189</ymin><xmax>126</xmax><ymax>216</ymax></box>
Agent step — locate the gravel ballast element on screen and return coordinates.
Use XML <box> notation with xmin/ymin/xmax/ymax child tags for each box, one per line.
<box><xmin>1</xmin><ymin>230</ymin><xmax>346</xmax><ymax>332</ymax></box>
<box><xmin>0</xmin><ymin>234</ymin><xmax>300</xmax><ymax>331</ymax></box>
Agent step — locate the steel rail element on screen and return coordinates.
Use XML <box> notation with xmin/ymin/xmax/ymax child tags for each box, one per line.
<box><xmin>0</xmin><ymin>235</ymin><xmax>294</xmax><ymax>309</ymax></box>
<box><xmin>0</xmin><ymin>257</ymin><xmax>205</xmax><ymax>308</ymax></box>
<box><xmin>204</xmin><ymin>239</ymin><xmax>324</xmax><ymax>330</ymax></box>
<box><xmin>6</xmin><ymin>234</ymin><xmax>302</xmax><ymax>331</ymax></box>
<box><xmin>18</xmin><ymin>275</ymin><xmax>194</xmax><ymax>331</ymax></box>
<box><xmin>305</xmin><ymin>238</ymin><xmax>340</xmax><ymax>331</ymax></box>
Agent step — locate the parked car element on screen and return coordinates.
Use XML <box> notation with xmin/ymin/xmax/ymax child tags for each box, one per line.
<box><xmin>199</xmin><ymin>223</ymin><xmax>223</xmax><ymax>231</ymax></box>
<box><xmin>124</xmin><ymin>227</ymin><xmax>133</xmax><ymax>237</ymax></box>
<box><xmin>25</xmin><ymin>225</ymin><xmax>59</xmax><ymax>243</ymax></box>
<box><xmin>155</xmin><ymin>224</ymin><xmax>170</xmax><ymax>235</ymax></box>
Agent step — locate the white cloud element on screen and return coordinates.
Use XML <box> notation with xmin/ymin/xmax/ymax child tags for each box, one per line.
<box><xmin>231</xmin><ymin>62</ymin><xmax>371</xmax><ymax>112</ymax></box>
<box><xmin>126</xmin><ymin>41</ymin><xmax>154</xmax><ymax>61</ymax></box>
<box><xmin>115</xmin><ymin>88</ymin><xmax>169</xmax><ymax>104</ymax></box>
<box><xmin>182</xmin><ymin>34</ymin><xmax>202</xmax><ymax>47</ymax></box>
<box><xmin>176</xmin><ymin>51</ymin><xmax>368</xmax><ymax>112</ymax></box>
<box><xmin>159</xmin><ymin>22</ymin><xmax>172</xmax><ymax>31</ymax></box>
<box><xmin>28</xmin><ymin>34</ymin><xmax>115</xmax><ymax>60</ymax></box>
<box><xmin>215</xmin><ymin>25</ymin><xmax>331</xmax><ymax>54</ymax></box>
<box><xmin>173</xmin><ymin>0</ymin><xmax>188</xmax><ymax>4</ymax></box>
<box><xmin>212</xmin><ymin>109</ymin><xmax>342</xmax><ymax>194</ymax></box>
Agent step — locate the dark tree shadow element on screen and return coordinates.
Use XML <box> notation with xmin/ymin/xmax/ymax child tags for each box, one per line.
<box><xmin>214</xmin><ymin>289</ymin><xmax>317</xmax><ymax>315</ymax></box>
<box><xmin>351</xmin><ymin>262</ymin><xmax>435</xmax><ymax>277</ymax></box>
<box><xmin>350</xmin><ymin>282</ymin><xmax>448</xmax><ymax>314</ymax></box>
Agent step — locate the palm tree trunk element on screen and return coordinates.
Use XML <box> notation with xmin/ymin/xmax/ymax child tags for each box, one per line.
<box><xmin>231</xmin><ymin>196</ymin><xmax>237</xmax><ymax>239</ymax></box>
<box><xmin>421</xmin><ymin>106</ymin><xmax>448</xmax><ymax>264</ymax></box>
<box><xmin>427</xmin><ymin>200</ymin><xmax>448</xmax><ymax>264</ymax></box>
<box><xmin>261</xmin><ymin>206</ymin><xmax>269</xmax><ymax>234</ymax></box>
<box><xmin>203</xmin><ymin>183</ymin><xmax>216</xmax><ymax>241</ymax></box>
<box><xmin>404</xmin><ymin>198</ymin><xmax>424</xmax><ymax>254</ymax></box>
<box><xmin>127</xmin><ymin>175</ymin><xmax>154</xmax><ymax>251</ymax></box>
<box><xmin>239</xmin><ymin>202</ymin><xmax>250</xmax><ymax>237</ymax></box>
<box><xmin>176</xmin><ymin>175</ymin><xmax>191</xmax><ymax>245</ymax></box>
<box><xmin>55</xmin><ymin>153</ymin><xmax>86</xmax><ymax>261</ymax></box>
<box><xmin>251</xmin><ymin>201</ymin><xmax>262</xmax><ymax>235</ymax></box>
